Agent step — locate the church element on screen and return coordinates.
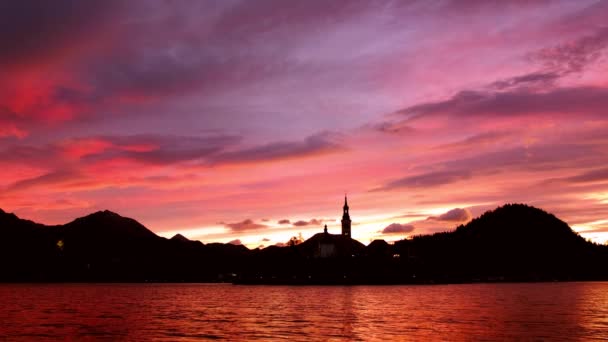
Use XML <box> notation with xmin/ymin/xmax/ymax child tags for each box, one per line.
<box><xmin>299</xmin><ymin>196</ymin><xmax>364</xmax><ymax>258</ymax></box>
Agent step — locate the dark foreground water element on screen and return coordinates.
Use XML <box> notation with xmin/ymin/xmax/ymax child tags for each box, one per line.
<box><xmin>1</xmin><ymin>282</ymin><xmax>607</xmax><ymax>340</ymax></box>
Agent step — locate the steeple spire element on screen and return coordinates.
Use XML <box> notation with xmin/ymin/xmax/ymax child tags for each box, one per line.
<box><xmin>341</xmin><ymin>195</ymin><xmax>351</xmax><ymax>237</ymax></box>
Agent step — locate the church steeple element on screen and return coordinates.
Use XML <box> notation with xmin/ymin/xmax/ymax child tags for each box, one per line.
<box><xmin>341</xmin><ymin>195</ymin><xmax>351</xmax><ymax>237</ymax></box>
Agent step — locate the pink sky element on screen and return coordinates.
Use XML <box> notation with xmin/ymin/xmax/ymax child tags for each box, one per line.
<box><xmin>1</xmin><ymin>0</ymin><xmax>608</xmax><ymax>247</ymax></box>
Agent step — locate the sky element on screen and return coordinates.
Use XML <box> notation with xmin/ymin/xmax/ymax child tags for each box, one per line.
<box><xmin>1</xmin><ymin>0</ymin><xmax>608</xmax><ymax>248</ymax></box>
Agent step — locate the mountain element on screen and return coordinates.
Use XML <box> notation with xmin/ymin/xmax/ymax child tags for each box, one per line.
<box><xmin>62</xmin><ymin>210</ymin><xmax>159</xmax><ymax>241</ymax></box>
<box><xmin>0</xmin><ymin>204</ymin><xmax>606</xmax><ymax>283</ymax></box>
<box><xmin>170</xmin><ymin>233</ymin><xmax>191</xmax><ymax>243</ymax></box>
<box><xmin>0</xmin><ymin>209</ymin><xmax>247</xmax><ymax>282</ymax></box>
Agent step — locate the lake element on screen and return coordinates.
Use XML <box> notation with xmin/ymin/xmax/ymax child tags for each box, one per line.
<box><xmin>1</xmin><ymin>282</ymin><xmax>607</xmax><ymax>340</ymax></box>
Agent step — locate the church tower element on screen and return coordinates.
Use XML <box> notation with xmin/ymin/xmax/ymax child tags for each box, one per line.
<box><xmin>341</xmin><ymin>196</ymin><xmax>351</xmax><ymax>237</ymax></box>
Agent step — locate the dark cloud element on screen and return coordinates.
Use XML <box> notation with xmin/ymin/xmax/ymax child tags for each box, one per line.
<box><xmin>533</xmin><ymin>27</ymin><xmax>608</xmax><ymax>74</ymax></box>
<box><xmin>0</xmin><ymin>110</ymin><xmax>28</xmax><ymax>139</ymax></box>
<box><xmin>434</xmin><ymin>208</ymin><xmax>472</xmax><ymax>222</ymax></box>
<box><xmin>293</xmin><ymin>220</ymin><xmax>310</xmax><ymax>227</ymax></box>
<box><xmin>78</xmin><ymin>134</ymin><xmax>241</xmax><ymax>165</ymax></box>
<box><xmin>403</xmin><ymin>86</ymin><xmax>608</xmax><ymax>120</ymax></box>
<box><xmin>375</xmin><ymin>135</ymin><xmax>608</xmax><ymax>194</ymax></box>
<box><xmin>376</xmin><ymin>26</ymin><xmax>608</xmax><ymax>139</ymax></box>
<box><xmin>278</xmin><ymin>219</ymin><xmax>291</xmax><ymax>224</ymax></box>
<box><xmin>489</xmin><ymin>72</ymin><xmax>560</xmax><ymax>91</ymax></box>
<box><xmin>216</xmin><ymin>0</ymin><xmax>369</xmax><ymax>29</ymax></box>
<box><xmin>228</xmin><ymin>239</ymin><xmax>242</xmax><ymax>245</ymax></box>
<box><xmin>211</xmin><ymin>133</ymin><xmax>343</xmax><ymax>165</ymax></box>
<box><xmin>382</xmin><ymin>223</ymin><xmax>415</xmax><ymax>234</ymax></box>
<box><xmin>0</xmin><ymin>143</ymin><xmax>58</xmax><ymax>167</ymax></box>
<box><xmin>6</xmin><ymin>170</ymin><xmax>79</xmax><ymax>192</ymax></box>
<box><xmin>0</xmin><ymin>132</ymin><xmax>345</xmax><ymax>170</ymax></box>
<box><xmin>109</xmin><ymin>132</ymin><xmax>342</xmax><ymax>166</ymax></box>
<box><xmin>373</xmin><ymin>121</ymin><xmax>416</xmax><ymax>135</ymax></box>
<box><xmin>566</xmin><ymin>168</ymin><xmax>608</xmax><ymax>184</ymax></box>
<box><xmin>444</xmin><ymin>143</ymin><xmax>603</xmax><ymax>173</ymax></box>
<box><xmin>262</xmin><ymin>238</ymin><xmax>270</xmax><ymax>242</ymax></box>
<box><xmin>0</xmin><ymin>134</ymin><xmax>240</xmax><ymax>169</ymax></box>
<box><xmin>435</xmin><ymin>131</ymin><xmax>514</xmax><ymax>152</ymax></box>
<box><xmin>293</xmin><ymin>219</ymin><xmax>323</xmax><ymax>227</ymax></box>
<box><xmin>438</xmin><ymin>0</ymin><xmax>558</xmax><ymax>13</ymax></box>
<box><xmin>374</xmin><ymin>170</ymin><xmax>472</xmax><ymax>192</ymax></box>
<box><xmin>0</xmin><ymin>0</ymin><xmax>121</xmax><ymax>67</ymax></box>
<box><xmin>224</xmin><ymin>219</ymin><xmax>267</xmax><ymax>232</ymax></box>
<box><xmin>395</xmin><ymin>26</ymin><xmax>608</xmax><ymax>123</ymax></box>
<box><xmin>87</xmin><ymin>49</ymin><xmax>240</xmax><ymax>100</ymax></box>
<box><xmin>76</xmin><ymin>1</ymin><xmax>379</xmax><ymax>103</ymax></box>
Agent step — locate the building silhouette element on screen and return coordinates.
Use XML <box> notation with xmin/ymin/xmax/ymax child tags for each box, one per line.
<box><xmin>302</xmin><ymin>196</ymin><xmax>363</xmax><ymax>258</ymax></box>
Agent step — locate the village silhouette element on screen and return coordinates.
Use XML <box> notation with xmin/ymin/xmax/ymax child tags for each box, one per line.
<box><xmin>1</xmin><ymin>198</ymin><xmax>607</xmax><ymax>284</ymax></box>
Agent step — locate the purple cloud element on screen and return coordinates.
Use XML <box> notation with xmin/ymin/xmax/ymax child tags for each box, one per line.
<box><xmin>404</xmin><ymin>86</ymin><xmax>608</xmax><ymax>120</ymax></box>
<box><xmin>489</xmin><ymin>72</ymin><xmax>560</xmax><ymax>91</ymax></box>
<box><xmin>6</xmin><ymin>170</ymin><xmax>79</xmax><ymax>193</ymax></box>
<box><xmin>374</xmin><ymin>170</ymin><xmax>472</xmax><ymax>192</ymax></box>
<box><xmin>382</xmin><ymin>223</ymin><xmax>415</xmax><ymax>234</ymax></box>
<box><xmin>211</xmin><ymin>133</ymin><xmax>343</xmax><ymax>165</ymax></box>
<box><xmin>224</xmin><ymin>219</ymin><xmax>267</xmax><ymax>232</ymax></box>
<box><xmin>0</xmin><ymin>0</ymin><xmax>121</xmax><ymax>67</ymax></box>
<box><xmin>435</xmin><ymin>208</ymin><xmax>472</xmax><ymax>222</ymax></box>
<box><xmin>533</xmin><ymin>27</ymin><xmax>608</xmax><ymax>74</ymax></box>
<box><xmin>565</xmin><ymin>168</ymin><xmax>608</xmax><ymax>184</ymax></box>
<box><xmin>292</xmin><ymin>218</ymin><xmax>323</xmax><ymax>227</ymax></box>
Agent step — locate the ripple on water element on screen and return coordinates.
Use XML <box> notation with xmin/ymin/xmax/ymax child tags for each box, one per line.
<box><xmin>0</xmin><ymin>282</ymin><xmax>607</xmax><ymax>340</ymax></box>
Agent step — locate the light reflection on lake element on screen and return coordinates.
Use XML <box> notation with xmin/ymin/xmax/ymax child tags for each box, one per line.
<box><xmin>1</xmin><ymin>282</ymin><xmax>607</xmax><ymax>340</ymax></box>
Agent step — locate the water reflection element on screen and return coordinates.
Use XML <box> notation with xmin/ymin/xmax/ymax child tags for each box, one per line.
<box><xmin>0</xmin><ymin>283</ymin><xmax>607</xmax><ymax>340</ymax></box>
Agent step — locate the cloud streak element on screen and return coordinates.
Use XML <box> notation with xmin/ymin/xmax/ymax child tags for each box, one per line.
<box><xmin>211</xmin><ymin>133</ymin><xmax>343</xmax><ymax>165</ymax></box>
<box><xmin>403</xmin><ymin>86</ymin><xmax>608</xmax><ymax>121</ymax></box>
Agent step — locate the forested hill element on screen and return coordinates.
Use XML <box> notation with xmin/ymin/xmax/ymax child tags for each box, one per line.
<box><xmin>391</xmin><ymin>204</ymin><xmax>607</xmax><ymax>282</ymax></box>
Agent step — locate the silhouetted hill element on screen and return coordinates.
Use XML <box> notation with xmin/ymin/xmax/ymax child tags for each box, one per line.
<box><xmin>455</xmin><ymin>203</ymin><xmax>585</xmax><ymax>244</ymax></box>
<box><xmin>0</xmin><ymin>209</ymin><xmax>247</xmax><ymax>282</ymax></box>
<box><xmin>393</xmin><ymin>204</ymin><xmax>607</xmax><ymax>282</ymax></box>
<box><xmin>62</xmin><ymin>210</ymin><xmax>158</xmax><ymax>240</ymax></box>
<box><xmin>0</xmin><ymin>209</ymin><xmax>59</xmax><ymax>281</ymax></box>
<box><xmin>170</xmin><ymin>233</ymin><xmax>190</xmax><ymax>242</ymax></box>
<box><xmin>0</xmin><ymin>204</ymin><xmax>606</xmax><ymax>283</ymax></box>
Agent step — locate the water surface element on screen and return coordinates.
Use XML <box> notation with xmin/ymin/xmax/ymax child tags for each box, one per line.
<box><xmin>1</xmin><ymin>282</ymin><xmax>607</xmax><ymax>340</ymax></box>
